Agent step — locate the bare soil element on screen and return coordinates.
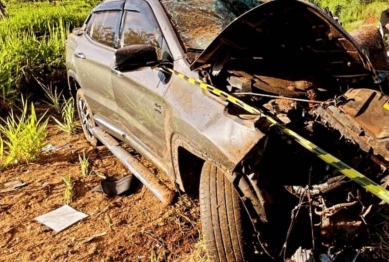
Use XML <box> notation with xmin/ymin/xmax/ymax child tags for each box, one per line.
<box><xmin>0</xmin><ymin>109</ymin><xmax>204</xmax><ymax>262</ymax></box>
<box><xmin>2</xmin><ymin>106</ymin><xmax>389</xmax><ymax>262</ymax></box>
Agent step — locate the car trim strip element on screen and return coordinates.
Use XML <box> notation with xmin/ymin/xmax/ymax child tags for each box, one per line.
<box><xmin>163</xmin><ymin>66</ymin><xmax>389</xmax><ymax>204</ymax></box>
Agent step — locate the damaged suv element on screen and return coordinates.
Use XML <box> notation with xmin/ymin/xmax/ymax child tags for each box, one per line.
<box><xmin>66</xmin><ymin>0</ymin><xmax>389</xmax><ymax>261</ymax></box>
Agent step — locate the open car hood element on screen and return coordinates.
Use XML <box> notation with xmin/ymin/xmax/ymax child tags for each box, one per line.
<box><xmin>190</xmin><ymin>0</ymin><xmax>379</xmax><ymax>83</ymax></box>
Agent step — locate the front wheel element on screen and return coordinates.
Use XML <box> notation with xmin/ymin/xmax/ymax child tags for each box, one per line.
<box><xmin>199</xmin><ymin>162</ymin><xmax>249</xmax><ymax>262</ymax></box>
<box><xmin>76</xmin><ymin>89</ymin><xmax>98</xmax><ymax>146</ymax></box>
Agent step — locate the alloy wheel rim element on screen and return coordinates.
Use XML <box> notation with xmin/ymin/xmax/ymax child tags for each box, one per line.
<box><xmin>79</xmin><ymin>98</ymin><xmax>94</xmax><ymax>139</ymax></box>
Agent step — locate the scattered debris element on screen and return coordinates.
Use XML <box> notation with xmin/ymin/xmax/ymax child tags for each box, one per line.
<box><xmin>34</xmin><ymin>205</ymin><xmax>88</xmax><ymax>233</ymax></box>
<box><xmin>82</xmin><ymin>231</ymin><xmax>108</xmax><ymax>244</ymax></box>
<box><xmin>92</xmin><ymin>175</ymin><xmax>133</xmax><ymax>196</ymax></box>
<box><xmin>90</xmin><ymin>170</ymin><xmax>107</xmax><ymax>179</ymax></box>
<box><xmin>0</xmin><ymin>179</ymin><xmax>28</xmax><ymax>193</ymax></box>
<box><xmin>41</xmin><ymin>143</ymin><xmax>69</xmax><ymax>153</ymax></box>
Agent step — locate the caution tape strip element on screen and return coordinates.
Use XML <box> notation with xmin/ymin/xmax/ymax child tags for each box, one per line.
<box><xmin>164</xmin><ymin>67</ymin><xmax>389</xmax><ymax>204</ymax></box>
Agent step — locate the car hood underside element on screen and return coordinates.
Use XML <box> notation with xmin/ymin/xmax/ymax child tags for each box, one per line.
<box><xmin>191</xmin><ymin>0</ymin><xmax>378</xmax><ymax>84</ymax></box>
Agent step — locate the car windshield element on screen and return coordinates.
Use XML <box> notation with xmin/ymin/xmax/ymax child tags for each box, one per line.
<box><xmin>160</xmin><ymin>0</ymin><xmax>262</xmax><ymax>50</ymax></box>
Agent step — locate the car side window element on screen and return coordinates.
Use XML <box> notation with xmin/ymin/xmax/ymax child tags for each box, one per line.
<box><xmin>87</xmin><ymin>11</ymin><xmax>120</xmax><ymax>48</ymax></box>
<box><xmin>120</xmin><ymin>11</ymin><xmax>160</xmax><ymax>49</ymax></box>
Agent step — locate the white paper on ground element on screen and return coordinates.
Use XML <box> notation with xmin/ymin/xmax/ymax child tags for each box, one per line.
<box><xmin>34</xmin><ymin>205</ymin><xmax>88</xmax><ymax>233</ymax></box>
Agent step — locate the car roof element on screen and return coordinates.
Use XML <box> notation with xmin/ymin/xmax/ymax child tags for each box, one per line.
<box><xmin>94</xmin><ymin>0</ymin><xmax>124</xmax><ymax>11</ymax></box>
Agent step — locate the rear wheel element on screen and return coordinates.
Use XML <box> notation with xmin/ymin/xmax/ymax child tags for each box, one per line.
<box><xmin>199</xmin><ymin>162</ymin><xmax>248</xmax><ymax>262</ymax></box>
<box><xmin>76</xmin><ymin>89</ymin><xmax>98</xmax><ymax>146</ymax></box>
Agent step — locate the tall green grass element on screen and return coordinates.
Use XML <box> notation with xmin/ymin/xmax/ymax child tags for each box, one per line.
<box><xmin>308</xmin><ymin>0</ymin><xmax>387</xmax><ymax>31</ymax></box>
<box><xmin>0</xmin><ymin>1</ymin><xmax>94</xmax><ymax>106</ymax></box>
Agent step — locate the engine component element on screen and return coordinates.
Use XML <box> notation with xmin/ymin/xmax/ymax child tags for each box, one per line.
<box><xmin>314</xmin><ymin>88</ymin><xmax>389</xmax><ymax>162</ymax></box>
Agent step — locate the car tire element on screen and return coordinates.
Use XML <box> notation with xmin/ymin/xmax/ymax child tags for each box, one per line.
<box><xmin>76</xmin><ymin>89</ymin><xmax>98</xmax><ymax>146</ymax></box>
<box><xmin>199</xmin><ymin>162</ymin><xmax>247</xmax><ymax>262</ymax></box>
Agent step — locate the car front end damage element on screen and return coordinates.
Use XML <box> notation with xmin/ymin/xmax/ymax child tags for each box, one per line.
<box><xmin>188</xmin><ymin>0</ymin><xmax>389</xmax><ymax>260</ymax></box>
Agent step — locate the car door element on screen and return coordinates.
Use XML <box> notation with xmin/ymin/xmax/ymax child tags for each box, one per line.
<box><xmin>73</xmin><ymin>7</ymin><xmax>122</xmax><ymax>121</ymax></box>
<box><xmin>112</xmin><ymin>1</ymin><xmax>172</xmax><ymax>159</ymax></box>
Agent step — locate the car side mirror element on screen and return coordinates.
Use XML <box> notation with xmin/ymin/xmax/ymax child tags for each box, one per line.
<box><xmin>114</xmin><ymin>45</ymin><xmax>159</xmax><ymax>71</ymax></box>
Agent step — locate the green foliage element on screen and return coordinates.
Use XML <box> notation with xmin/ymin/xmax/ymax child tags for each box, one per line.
<box><xmin>53</xmin><ymin>97</ymin><xmax>77</xmax><ymax>134</ymax></box>
<box><xmin>0</xmin><ymin>1</ymin><xmax>93</xmax><ymax>104</ymax></box>
<box><xmin>61</xmin><ymin>174</ymin><xmax>74</xmax><ymax>204</ymax></box>
<box><xmin>0</xmin><ymin>134</ymin><xmax>3</xmax><ymax>161</ymax></box>
<box><xmin>306</xmin><ymin>0</ymin><xmax>388</xmax><ymax>32</ymax></box>
<box><xmin>39</xmin><ymin>82</ymin><xmax>64</xmax><ymax>114</ymax></box>
<box><xmin>0</xmin><ymin>97</ymin><xmax>48</xmax><ymax>167</ymax></box>
<box><xmin>78</xmin><ymin>151</ymin><xmax>89</xmax><ymax>177</ymax></box>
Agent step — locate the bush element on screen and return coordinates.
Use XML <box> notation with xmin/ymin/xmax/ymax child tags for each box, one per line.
<box><xmin>0</xmin><ymin>97</ymin><xmax>49</xmax><ymax>167</ymax></box>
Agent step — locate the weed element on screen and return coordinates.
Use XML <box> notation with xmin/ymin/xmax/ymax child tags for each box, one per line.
<box><xmin>0</xmin><ymin>96</ymin><xmax>48</xmax><ymax>167</ymax></box>
<box><xmin>35</xmin><ymin>77</ymin><xmax>63</xmax><ymax>114</ymax></box>
<box><xmin>79</xmin><ymin>151</ymin><xmax>89</xmax><ymax>176</ymax></box>
<box><xmin>53</xmin><ymin>97</ymin><xmax>77</xmax><ymax>134</ymax></box>
<box><xmin>0</xmin><ymin>136</ymin><xmax>3</xmax><ymax>161</ymax></box>
<box><xmin>149</xmin><ymin>249</ymin><xmax>161</xmax><ymax>262</ymax></box>
<box><xmin>61</xmin><ymin>175</ymin><xmax>74</xmax><ymax>204</ymax></box>
<box><xmin>147</xmin><ymin>233</ymin><xmax>168</xmax><ymax>262</ymax></box>
<box><xmin>191</xmin><ymin>239</ymin><xmax>208</xmax><ymax>262</ymax></box>
<box><xmin>367</xmin><ymin>207</ymin><xmax>389</xmax><ymax>259</ymax></box>
<box><xmin>0</xmin><ymin>1</ymin><xmax>7</xmax><ymax>20</ymax></box>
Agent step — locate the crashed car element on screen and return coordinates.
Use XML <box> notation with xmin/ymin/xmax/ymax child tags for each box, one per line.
<box><xmin>66</xmin><ymin>0</ymin><xmax>389</xmax><ymax>261</ymax></box>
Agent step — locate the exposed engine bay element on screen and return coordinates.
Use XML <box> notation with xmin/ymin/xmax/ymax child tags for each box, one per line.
<box><xmin>219</xmin><ymin>62</ymin><xmax>389</xmax><ymax>261</ymax></box>
<box><xmin>191</xmin><ymin>1</ymin><xmax>389</xmax><ymax>260</ymax></box>
<box><xmin>219</xmin><ymin>72</ymin><xmax>389</xmax><ymax>261</ymax></box>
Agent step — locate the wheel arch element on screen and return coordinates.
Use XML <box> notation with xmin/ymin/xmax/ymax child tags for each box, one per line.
<box><xmin>171</xmin><ymin>131</ymin><xmax>264</xmax><ymax>198</ymax></box>
<box><xmin>67</xmin><ymin>69</ymin><xmax>81</xmax><ymax>97</ymax></box>
<box><xmin>172</xmin><ymin>134</ymin><xmax>206</xmax><ymax>197</ymax></box>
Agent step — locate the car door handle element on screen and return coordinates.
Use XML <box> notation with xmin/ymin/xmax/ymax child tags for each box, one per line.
<box><xmin>74</xmin><ymin>52</ymin><xmax>86</xmax><ymax>59</ymax></box>
<box><xmin>111</xmin><ymin>67</ymin><xmax>123</xmax><ymax>77</ymax></box>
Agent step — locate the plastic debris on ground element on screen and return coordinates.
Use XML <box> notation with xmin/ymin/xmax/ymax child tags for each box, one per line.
<box><xmin>0</xmin><ymin>179</ymin><xmax>28</xmax><ymax>193</ymax></box>
<box><xmin>34</xmin><ymin>205</ymin><xmax>88</xmax><ymax>233</ymax></box>
<box><xmin>92</xmin><ymin>174</ymin><xmax>133</xmax><ymax>196</ymax></box>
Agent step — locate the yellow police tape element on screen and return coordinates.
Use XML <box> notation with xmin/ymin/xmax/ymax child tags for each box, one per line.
<box><xmin>165</xmin><ymin>67</ymin><xmax>389</xmax><ymax>204</ymax></box>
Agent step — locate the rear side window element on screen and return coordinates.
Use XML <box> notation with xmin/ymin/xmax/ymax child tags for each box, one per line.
<box><xmin>120</xmin><ymin>11</ymin><xmax>160</xmax><ymax>48</ymax></box>
<box><xmin>87</xmin><ymin>11</ymin><xmax>120</xmax><ymax>48</ymax></box>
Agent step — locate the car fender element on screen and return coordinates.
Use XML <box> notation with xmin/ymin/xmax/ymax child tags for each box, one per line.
<box><xmin>169</xmin><ymin>110</ymin><xmax>265</xmax><ymax>191</ymax></box>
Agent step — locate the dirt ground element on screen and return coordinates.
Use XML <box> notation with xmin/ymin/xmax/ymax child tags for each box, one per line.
<box><xmin>2</xmin><ymin>105</ymin><xmax>389</xmax><ymax>262</ymax></box>
<box><xmin>0</xmin><ymin>109</ymin><xmax>205</xmax><ymax>262</ymax></box>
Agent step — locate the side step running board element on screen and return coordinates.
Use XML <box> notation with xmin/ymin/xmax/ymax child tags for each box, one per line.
<box><xmin>91</xmin><ymin>127</ymin><xmax>176</xmax><ymax>206</ymax></box>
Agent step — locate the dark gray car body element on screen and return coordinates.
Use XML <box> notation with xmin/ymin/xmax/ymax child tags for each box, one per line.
<box><xmin>66</xmin><ymin>0</ymin><xmax>386</xmax><ymax>190</ymax></box>
<box><xmin>66</xmin><ymin>0</ymin><xmax>267</xmax><ymax>192</ymax></box>
<box><xmin>66</xmin><ymin>1</ymin><xmax>389</xmax><ymax>258</ymax></box>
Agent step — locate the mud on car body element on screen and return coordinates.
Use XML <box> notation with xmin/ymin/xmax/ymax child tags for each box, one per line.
<box><xmin>66</xmin><ymin>0</ymin><xmax>389</xmax><ymax>261</ymax></box>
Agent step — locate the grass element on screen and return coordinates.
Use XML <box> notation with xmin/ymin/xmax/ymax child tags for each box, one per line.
<box><xmin>365</xmin><ymin>206</ymin><xmax>389</xmax><ymax>260</ymax></box>
<box><xmin>37</xmin><ymin>79</ymin><xmax>64</xmax><ymax>114</ymax></box>
<box><xmin>79</xmin><ymin>151</ymin><xmax>89</xmax><ymax>176</ymax></box>
<box><xmin>186</xmin><ymin>239</ymin><xmax>208</xmax><ymax>262</ymax></box>
<box><xmin>307</xmin><ymin>0</ymin><xmax>387</xmax><ymax>32</ymax></box>
<box><xmin>0</xmin><ymin>134</ymin><xmax>3</xmax><ymax>161</ymax></box>
<box><xmin>0</xmin><ymin>1</ymin><xmax>92</xmax><ymax>105</ymax></box>
<box><xmin>61</xmin><ymin>174</ymin><xmax>74</xmax><ymax>204</ymax></box>
<box><xmin>0</xmin><ymin>96</ymin><xmax>48</xmax><ymax>167</ymax></box>
<box><xmin>53</xmin><ymin>97</ymin><xmax>77</xmax><ymax>134</ymax></box>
